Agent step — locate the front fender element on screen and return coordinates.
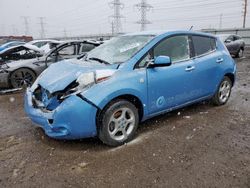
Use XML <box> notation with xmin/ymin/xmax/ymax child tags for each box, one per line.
<box><xmin>81</xmin><ymin>69</ymin><xmax>148</xmax><ymax>116</ymax></box>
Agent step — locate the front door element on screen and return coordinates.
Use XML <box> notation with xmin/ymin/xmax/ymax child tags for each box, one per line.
<box><xmin>146</xmin><ymin>35</ymin><xmax>197</xmax><ymax>114</ymax></box>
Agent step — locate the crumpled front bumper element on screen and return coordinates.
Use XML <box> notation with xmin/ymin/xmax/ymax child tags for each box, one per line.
<box><xmin>24</xmin><ymin>88</ymin><xmax>98</xmax><ymax>139</ymax></box>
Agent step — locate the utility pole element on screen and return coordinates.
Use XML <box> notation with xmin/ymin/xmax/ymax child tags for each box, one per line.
<box><xmin>135</xmin><ymin>0</ymin><xmax>153</xmax><ymax>31</ymax></box>
<box><xmin>109</xmin><ymin>0</ymin><xmax>124</xmax><ymax>34</ymax></box>
<box><xmin>243</xmin><ymin>0</ymin><xmax>248</xmax><ymax>28</ymax></box>
<box><xmin>111</xmin><ymin>21</ymin><xmax>115</xmax><ymax>35</ymax></box>
<box><xmin>21</xmin><ymin>16</ymin><xmax>30</xmax><ymax>35</ymax></box>
<box><xmin>12</xmin><ymin>25</ymin><xmax>18</xmax><ymax>35</ymax></box>
<box><xmin>63</xmin><ymin>28</ymin><xmax>67</xmax><ymax>38</ymax></box>
<box><xmin>38</xmin><ymin>17</ymin><xmax>46</xmax><ymax>39</ymax></box>
<box><xmin>219</xmin><ymin>14</ymin><xmax>223</xmax><ymax>29</ymax></box>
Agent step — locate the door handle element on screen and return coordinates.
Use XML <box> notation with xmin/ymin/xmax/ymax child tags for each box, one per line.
<box><xmin>216</xmin><ymin>58</ymin><xmax>224</xmax><ymax>64</ymax></box>
<box><xmin>185</xmin><ymin>66</ymin><xmax>195</xmax><ymax>72</ymax></box>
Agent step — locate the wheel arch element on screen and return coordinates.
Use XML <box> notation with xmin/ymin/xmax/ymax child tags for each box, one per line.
<box><xmin>96</xmin><ymin>94</ymin><xmax>144</xmax><ymax>127</ymax></box>
<box><xmin>224</xmin><ymin>72</ymin><xmax>235</xmax><ymax>86</ymax></box>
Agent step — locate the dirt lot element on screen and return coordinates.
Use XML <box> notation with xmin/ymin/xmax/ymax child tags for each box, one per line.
<box><xmin>0</xmin><ymin>50</ymin><xmax>250</xmax><ymax>188</ymax></box>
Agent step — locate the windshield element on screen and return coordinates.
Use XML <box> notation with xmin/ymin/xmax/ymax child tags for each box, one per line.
<box><xmin>86</xmin><ymin>35</ymin><xmax>154</xmax><ymax>64</ymax></box>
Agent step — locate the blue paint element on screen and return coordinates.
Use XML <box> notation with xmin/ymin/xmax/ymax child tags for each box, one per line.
<box><xmin>24</xmin><ymin>30</ymin><xmax>236</xmax><ymax>140</ymax></box>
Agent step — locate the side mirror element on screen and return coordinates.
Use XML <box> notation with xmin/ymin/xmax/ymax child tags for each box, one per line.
<box><xmin>148</xmin><ymin>56</ymin><xmax>172</xmax><ymax>68</ymax></box>
<box><xmin>225</xmin><ymin>39</ymin><xmax>232</xmax><ymax>43</ymax></box>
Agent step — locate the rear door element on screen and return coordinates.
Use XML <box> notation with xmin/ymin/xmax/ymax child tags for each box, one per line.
<box><xmin>191</xmin><ymin>35</ymin><xmax>223</xmax><ymax>97</ymax></box>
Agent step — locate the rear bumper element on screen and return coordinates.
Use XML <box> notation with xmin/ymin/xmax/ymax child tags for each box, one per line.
<box><xmin>24</xmin><ymin>88</ymin><xmax>97</xmax><ymax>139</ymax></box>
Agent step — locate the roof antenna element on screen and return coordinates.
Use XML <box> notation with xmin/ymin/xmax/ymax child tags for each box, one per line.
<box><xmin>189</xmin><ymin>26</ymin><xmax>193</xmax><ymax>31</ymax></box>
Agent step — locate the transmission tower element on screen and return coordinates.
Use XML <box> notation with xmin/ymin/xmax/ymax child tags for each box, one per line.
<box><xmin>243</xmin><ymin>0</ymin><xmax>248</xmax><ymax>28</ymax></box>
<box><xmin>109</xmin><ymin>0</ymin><xmax>124</xmax><ymax>34</ymax></box>
<box><xmin>135</xmin><ymin>0</ymin><xmax>153</xmax><ymax>31</ymax></box>
<box><xmin>21</xmin><ymin>16</ymin><xmax>30</xmax><ymax>35</ymax></box>
<box><xmin>38</xmin><ymin>17</ymin><xmax>46</xmax><ymax>39</ymax></box>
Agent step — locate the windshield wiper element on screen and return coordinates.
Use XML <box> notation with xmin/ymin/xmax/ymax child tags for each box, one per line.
<box><xmin>88</xmin><ymin>57</ymin><xmax>110</xmax><ymax>65</ymax></box>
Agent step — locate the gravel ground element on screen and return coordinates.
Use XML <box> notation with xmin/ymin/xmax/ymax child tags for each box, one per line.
<box><xmin>0</xmin><ymin>50</ymin><xmax>250</xmax><ymax>188</ymax></box>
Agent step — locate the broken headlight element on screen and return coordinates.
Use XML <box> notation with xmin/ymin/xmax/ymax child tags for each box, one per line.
<box><xmin>60</xmin><ymin>69</ymin><xmax>116</xmax><ymax>100</ymax></box>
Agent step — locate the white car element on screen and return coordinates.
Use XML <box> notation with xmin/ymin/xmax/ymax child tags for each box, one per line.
<box><xmin>28</xmin><ymin>40</ymin><xmax>63</xmax><ymax>53</ymax></box>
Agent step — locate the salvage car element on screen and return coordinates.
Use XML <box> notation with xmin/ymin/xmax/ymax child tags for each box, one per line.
<box><xmin>0</xmin><ymin>40</ymin><xmax>102</xmax><ymax>89</ymax></box>
<box><xmin>25</xmin><ymin>31</ymin><xmax>236</xmax><ymax>146</ymax></box>
<box><xmin>217</xmin><ymin>34</ymin><xmax>245</xmax><ymax>58</ymax></box>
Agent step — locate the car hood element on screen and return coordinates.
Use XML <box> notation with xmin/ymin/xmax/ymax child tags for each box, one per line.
<box><xmin>37</xmin><ymin>59</ymin><xmax>118</xmax><ymax>93</ymax></box>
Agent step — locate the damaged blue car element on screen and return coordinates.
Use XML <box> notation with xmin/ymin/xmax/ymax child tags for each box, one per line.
<box><xmin>25</xmin><ymin>30</ymin><xmax>236</xmax><ymax>146</ymax></box>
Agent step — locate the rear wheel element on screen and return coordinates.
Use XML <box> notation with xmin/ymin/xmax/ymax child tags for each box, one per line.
<box><xmin>9</xmin><ymin>68</ymin><xmax>36</xmax><ymax>88</ymax></box>
<box><xmin>211</xmin><ymin>76</ymin><xmax>232</xmax><ymax>106</ymax></box>
<box><xmin>236</xmin><ymin>48</ymin><xmax>244</xmax><ymax>58</ymax></box>
<box><xmin>98</xmin><ymin>100</ymin><xmax>139</xmax><ymax>146</ymax></box>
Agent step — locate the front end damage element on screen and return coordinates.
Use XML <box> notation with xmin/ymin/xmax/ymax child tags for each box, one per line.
<box><xmin>24</xmin><ymin>60</ymin><xmax>118</xmax><ymax>139</ymax></box>
<box><xmin>24</xmin><ymin>85</ymin><xmax>98</xmax><ymax>139</ymax></box>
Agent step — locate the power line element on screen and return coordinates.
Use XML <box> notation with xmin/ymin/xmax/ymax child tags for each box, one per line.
<box><xmin>135</xmin><ymin>0</ymin><xmax>153</xmax><ymax>31</ymax></box>
<box><xmin>109</xmin><ymin>0</ymin><xmax>124</xmax><ymax>34</ymax></box>
<box><xmin>21</xmin><ymin>16</ymin><xmax>30</xmax><ymax>35</ymax></box>
<box><xmin>243</xmin><ymin>0</ymin><xmax>248</xmax><ymax>28</ymax></box>
<box><xmin>38</xmin><ymin>17</ymin><xmax>46</xmax><ymax>39</ymax></box>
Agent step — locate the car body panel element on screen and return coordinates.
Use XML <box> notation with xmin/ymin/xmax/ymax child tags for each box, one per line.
<box><xmin>24</xmin><ymin>30</ymin><xmax>236</xmax><ymax>140</ymax></box>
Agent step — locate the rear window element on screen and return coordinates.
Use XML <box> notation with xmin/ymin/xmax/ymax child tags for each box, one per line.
<box><xmin>192</xmin><ymin>36</ymin><xmax>216</xmax><ymax>57</ymax></box>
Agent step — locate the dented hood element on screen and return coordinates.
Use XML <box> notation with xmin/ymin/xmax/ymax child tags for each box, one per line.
<box><xmin>38</xmin><ymin>59</ymin><xmax>117</xmax><ymax>93</ymax></box>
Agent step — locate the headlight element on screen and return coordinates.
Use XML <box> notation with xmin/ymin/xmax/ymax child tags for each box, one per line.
<box><xmin>60</xmin><ymin>69</ymin><xmax>116</xmax><ymax>99</ymax></box>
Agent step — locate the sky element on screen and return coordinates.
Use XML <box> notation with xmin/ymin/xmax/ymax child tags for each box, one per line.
<box><xmin>0</xmin><ymin>0</ymin><xmax>249</xmax><ymax>39</ymax></box>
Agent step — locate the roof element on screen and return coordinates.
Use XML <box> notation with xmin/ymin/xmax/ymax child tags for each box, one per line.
<box><xmin>122</xmin><ymin>30</ymin><xmax>216</xmax><ymax>38</ymax></box>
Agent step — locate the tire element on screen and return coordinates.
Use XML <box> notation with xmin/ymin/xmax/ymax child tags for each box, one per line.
<box><xmin>235</xmin><ymin>48</ymin><xmax>244</xmax><ymax>58</ymax></box>
<box><xmin>9</xmin><ymin>68</ymin><xmax>36</xmax><ymax>89</ymax></box>
<box><xmin>211</xmin><ymin>76</ymin><xmax>232</xmax><ymax>106</ymax></box>
<box><xmin>98</xmin><ymin>99</ymin><xmax>139</xmax><ymax>146</ymax></box>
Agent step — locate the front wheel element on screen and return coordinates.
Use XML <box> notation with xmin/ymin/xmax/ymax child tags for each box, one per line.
<box><xmin>211</xmin><ymin>76</ymin><xmax>232</xmax><ymax>106</ymax></box>
<box><xmin>98</xmin><ymin>100</ymin><xmax>139</xmax><ymax>146</ymax></box>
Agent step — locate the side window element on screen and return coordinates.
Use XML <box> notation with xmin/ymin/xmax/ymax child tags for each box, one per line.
<box><xmin>153</xmin><ymin>35</ymin><xmax>190</xmax><ymax>63</ymax></box>
<box><xmin>138</xmin><ymin>53</ymin><xmax>152</xmax><ymax>68</ymax></box>
<box><xmin>192</xmin><ymin>36</ymin><xmax>216</xmax><ymax>57</ymax></box>
<box><xmin>227</xmin><ymin>35</ymin><xmax>234</xmax><ymax>41</ymax></box>
<box><xmin>80</xmin><ymin>43</ymin><xmax>96</xmax><ymax>53</ymax></box>
<box><xmin>58</xmin><ymin>45</ymin><xmax>76</xmax><ymax>56</ymax></box>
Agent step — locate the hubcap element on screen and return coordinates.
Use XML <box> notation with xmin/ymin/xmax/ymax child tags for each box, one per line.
<box><xmin>11</xmin><ymin>70</ymin><xmax>34</xmax><ymax>88</ymax></box>
<box><xmin>219</xmin><ymin>80</ymin><xmax>231</xmax><ymax>103</ymax></box>
<box><xmin>108</xmin><ymin>107</ymin><xmax>135</xmax><ymax>141</ymax></box>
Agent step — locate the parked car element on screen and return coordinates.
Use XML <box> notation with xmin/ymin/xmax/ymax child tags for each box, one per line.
<box><xmin>0</xmin><ymin>40</ymin><xmax>102</xmax><ymax>89</ymax></box>
<box><xmin>25</xmin><ymin>30</ymin><xmax>236</xmax><ymax>146</ymax></box>
<box><xmin>28</xmin><ymin>39</ymin><xmax>63</xmax><ymax>53</ymax></box>
<box><xmin>0</xmin><ymin>41</ymin><xmax>25</xmax><ymax>52</ymax></box>
<box><xmin>217</xmin><ymin>34</ymin><xmax>245</xmax><ymax>58</ymax></box>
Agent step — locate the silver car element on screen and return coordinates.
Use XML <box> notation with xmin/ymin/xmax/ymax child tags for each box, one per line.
<box><xmin>0</xmin><ymin>40</ymin><xmax>102</xmax><ymax>89</ymax></box>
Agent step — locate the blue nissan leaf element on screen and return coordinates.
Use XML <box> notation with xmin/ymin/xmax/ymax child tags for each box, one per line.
<box><xmin>25</xmin><ymin>30</ymin><xmax>236</xmax><ymax>146</ymax></box>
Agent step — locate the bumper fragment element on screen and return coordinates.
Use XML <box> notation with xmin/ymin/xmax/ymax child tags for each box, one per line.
<box><xmin>25</xmin><ymin>88</ymin><xmax>98</xmax><ymax>139</ymax></box>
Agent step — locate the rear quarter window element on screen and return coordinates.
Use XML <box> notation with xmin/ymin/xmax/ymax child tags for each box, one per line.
<box><xmin>192</xmin><ymin>36</ymin><xmax>216</xmax><ymax>57</ymax></box>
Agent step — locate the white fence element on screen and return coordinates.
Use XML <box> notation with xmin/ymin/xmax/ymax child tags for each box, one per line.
<box><xmin>201</xmin><ymin>28</ymin><xmax>250</xmax><ymax>45</ymax></box>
